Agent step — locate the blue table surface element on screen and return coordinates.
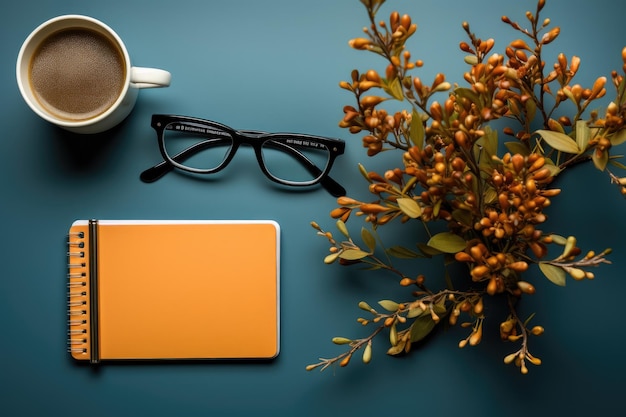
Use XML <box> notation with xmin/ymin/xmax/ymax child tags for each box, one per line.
<box><xmin>2</xmin><ymin>1</ymin><xmax>625</xmax><ymax>416</ymax></box>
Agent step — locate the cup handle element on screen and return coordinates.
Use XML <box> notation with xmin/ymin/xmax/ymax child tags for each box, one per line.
<box><xmin>130</xmin><ymin>67</ymin><xmax>171</xmax><ymax>88</ymax></box>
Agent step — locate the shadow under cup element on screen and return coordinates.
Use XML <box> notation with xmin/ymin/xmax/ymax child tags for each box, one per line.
<box><xmin>16</xmin><ymin>16</ymin><xmax>141</xmax><ymax>133</ymax></box>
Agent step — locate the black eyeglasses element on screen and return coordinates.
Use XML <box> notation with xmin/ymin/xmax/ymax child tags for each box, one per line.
<box><xmin>140</xmin><ymin>115</ymin><xmax>346</xmax><ymax>197</ymax></box>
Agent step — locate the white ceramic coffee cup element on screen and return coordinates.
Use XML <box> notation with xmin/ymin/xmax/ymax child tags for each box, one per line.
<box><xmin>16</xmin><ymin>15</ymin><xmax>171</xmax><ymax>134</ymax></box>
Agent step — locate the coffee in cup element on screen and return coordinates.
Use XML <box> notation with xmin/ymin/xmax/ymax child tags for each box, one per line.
<box><xmin>17</xmin><ymin>15</ymin><xmax>171</xmax><ymax>134</ymax></box>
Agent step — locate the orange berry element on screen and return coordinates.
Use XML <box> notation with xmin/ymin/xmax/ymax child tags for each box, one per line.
<box><xmin>455</xmin><ymin>252</ymin><xmax>474</xmax><ymax>262</ymax></box>
<box><xmin>339</xmin><ymin>354</ymin><xmax>352</xmax><ymax>367</ymax></box>
<box><xmin>473</xmin><ymin>298</ymin><xmax>484</xmax><ymax>314</ymax></box>
<box><xmin>517</xmin><ymin>281</ymin><xmax>536</xmax><ymax>294</ymax></box>
<box><xmin>531</xmin><ymin>326</ymin><xmax>545</xmax><ymax>336</ymax></box>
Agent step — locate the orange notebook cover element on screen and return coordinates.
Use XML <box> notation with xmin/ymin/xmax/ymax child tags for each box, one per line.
<box><xmin>67</xmin><ymin>220</ymin><xmax>280</xmax><ymax>363</ymax></box>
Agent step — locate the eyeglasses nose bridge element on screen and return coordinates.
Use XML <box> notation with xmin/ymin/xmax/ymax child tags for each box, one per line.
<box><xmin>249</xmin><ymin>138</ymin><xmax>281</xmax><ymax>182</ymax></box>
<box><xmin>216</xmin><ymin>132</ymin><xmax>275</xmax><ymax>181</ymax></box>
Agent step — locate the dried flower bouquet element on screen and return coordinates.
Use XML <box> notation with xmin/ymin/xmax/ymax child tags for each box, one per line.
<box><xmin>307</xmin><ymin>0</ymin><xmax>626</xmax><ymax>374</ymax></box>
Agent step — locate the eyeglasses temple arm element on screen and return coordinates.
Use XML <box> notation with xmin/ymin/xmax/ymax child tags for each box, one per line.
<box><xmin>321</xmin><ymin>174</ymin><xmax>346</xmax><ymax>197</ymax></box>
<box><xmin>139</xmin><ymin>139</ymin><xmax>226</xmax><ymax>183</ymax></box>
<box><xmin>139</xmin><ymin>159</ymin><xmax>172</xmax><ymax>183</ymax></box>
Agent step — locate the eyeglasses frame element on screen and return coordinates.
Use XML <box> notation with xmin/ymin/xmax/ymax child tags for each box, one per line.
<box><xmin>141</xmin><ymin>114</ymin><xmax>346</xmax><ymax>197</ymax></box>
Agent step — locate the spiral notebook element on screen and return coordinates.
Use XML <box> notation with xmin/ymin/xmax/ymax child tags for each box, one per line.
<box><xmin>67</xmin><ymin>219</ymin><xmax>280</xmax><ymax>363</ymax></box>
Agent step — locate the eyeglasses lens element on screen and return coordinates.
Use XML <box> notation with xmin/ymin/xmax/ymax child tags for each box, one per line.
<box><xmin>261</xmin><ymin>138</ymin><xmax>331</xmax><ymax>184</ymax></box>
<box><xmin>163</xmin><ymin>122</ymin><xmax>233</xmax><ymax>171</ymax></box>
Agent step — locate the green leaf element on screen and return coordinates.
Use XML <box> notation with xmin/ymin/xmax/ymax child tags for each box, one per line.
<box><xmin>433</xmin><ymin>299</ymin><xmax>447</xmax><ymax>315</ymax></box>
<box><xmin>387</xmin><ymin>245</ymin><xmax>423</xmax><ymax>259</ymax></box>
<box><xmin>536</xmin><ymin>130</ymin><xmax>581</xmax><ymax>154</ymax></box>
<box><xmin>562</xmin><ymin>88</ymin><xmax>576</xmax><ymax>104</ymax></box>
<box><xmin>358</xmin><ymin>163</ymin><xmax>373</xmax><ymax>183</ymax></box>
<box><xmin>451</xmin><ymin>209</ymin><xmax>473</xmax><ymax>227</ymax></box>
<box><xmin>401</xmin><ymin>176</ymin><xmax>418</xmax><ymax>195</ymax></box>
<box><xmin>416</xmin><ymin>242</ymin><xmax>441</xmax><ymax>257</ymax></box>
<box><xmin>361</xmin><ymin>227</ymin><xmax>376</xmax><ymax>253</ymax></box>
<box><xmin>432</xmin><ymin>199</ymin><xmax>442</xmax><ymax>218</ymax></box>
<box><xmin>384</xmin><ymin>77</ymin><xmax>404</xmax><ymax>101</ymax></box>
<box><xmin>610</xmin><ymin>129</ymin><xmax>626</xmax><ymax>146</ymax></box>
<box><xmin>609</xmin><ymin>159</ymin><xmax>626</xmax><ymax>170</ymax></box>
<box><xmin>397</xmin><ymin>197</ymin><xmax>422</xmax><ymax>218</ymax></box>
<box><xmin>324</xmin><ymin>252</ymin><xmax>340</xmax><ymax>264</ymax></box>
<box><xmin>507</xmin><ymin>98</ymin><xmax>521</xmax><ymax>117</ymax></box>
<box><xmin>378</xmin><ymin>299</ymin><xmax>400</xmax><ymax>312</ymax></box>
<box><xmin>409</xmin><ymin>109</ymin><xmax>424</xmax><ymax>149</ymax></box>
<box><xmin>523</xmin><ymin>312</ymin><xmax>537</xmax><ymax>328</ymax></box>
<box><xmin>339</xmin><ymin>249</ymin><xmax>370</xmax><ymax>260</ymax></box>
<box><xmin>410</xmin><ymin>314</ymin><xmax>437</xmax><ymax>343</ymax></box>
<box><xmin>407</xmin><ymin>307</ymin><xmax>425</xmax><ymax>318</ymax></box>
<box><xmin>455</xmin><ymin>87</ymin><xmax>480</xmax><ymax>105</ymax></box>
<box><xmin>549</xmin><ymin>118</ymin><xmax>566</xmax><ymax>134</ymax></box>
<box><xmin>539</xmin><ymin>263</ymin><xmax>567</xmax><ymax>286</ymax></box>
<box><xmin>427</xmin><ymin>232</ymin><xmax>467</xmax><ymax>253</ymax></box>
<box><xmin>575</xmin><ymin>120</ymin><xmax>591</xmax><ymax>151</ymax></box>
<box><xmin>543</xmin><ymin>157</ymin><xmax>562</xmax><ymax>177</ymax></box>
<box><xmin>474</xmin><ymin>128</ymin><xmax>499</xmax><ymax>177</ymax></box>
<box><xmin>549</xmin><ymin>234</ymin><xmax>568</xmax><ymax>245</ymax></box>
<box><xmin>592</xmin><ymin>148</ymin><xmax>609</xmax><ymax>171</ymax></box>
<box><xmin>481</xmin><ymin>126</ymin><xmax>498</xmax><ymax>158</ymax></box>
<box><xmin>386</xmin><ymin>338</ymin><xmax>407</xmax><ymax>355</ymax></box>
<box><xmin>504</xmin><ymin>141</ymin><xmax>531</xmax><ymax>156</ymax></box>
<box><xmin>336</xmin><ymin>219</ymin><xmax>350</xmax><ymax>238</ymax></box>
<box><xmin>483</xmin><ymin>186</ymin><xmax>497</xmax><ymax>204</ymax></box>
<box><xmin>525</xmin><ymin>98</ymin><xmax>537</xmax><ymax>123</ymax></box>
<box><xmin>389</xmin><ymin>322</ymin><xmax>398</xmax><ymax>346</ymax></box>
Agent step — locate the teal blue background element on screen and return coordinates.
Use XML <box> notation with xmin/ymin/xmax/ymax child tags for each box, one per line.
<box><xmin>1</xmin><ymin>1</ymin><xmax>625</xmax><ymax>415</ymax></box>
